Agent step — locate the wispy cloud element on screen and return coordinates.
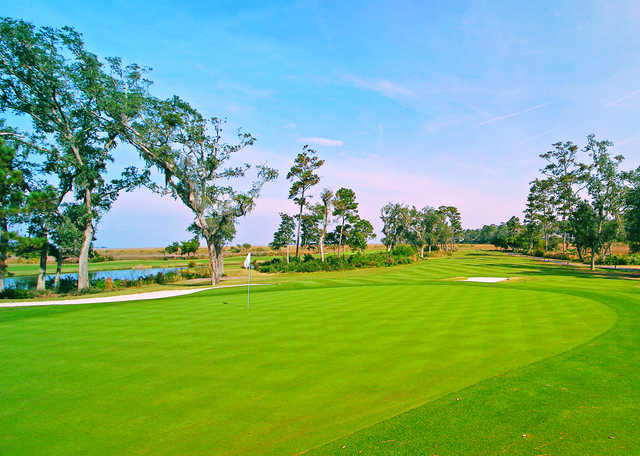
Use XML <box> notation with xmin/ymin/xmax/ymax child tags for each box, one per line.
<box><xmin>344</xmin><ymin>74</ymin><xmax>414</xmax><ymax>98</ymax></box>
<box><xmin>517</xmin><ymin>128</ymin><xmax>556</xmax><ymax>145</ymax></box>
<box><xmin>605</xmin><ymin>89</ymin><xmax>640</xmax><ymax>107</ymax></box>
<box><xmin>297</xmin><ymin>137</ymin><xmax>344</xmax><ymax>147</ymax></box>
<box><xmin>478</xmin><ymin>103</ymin><xmax>549</xmax><ymax>126</ymax></box>
<box><xmin>284</xmin><ymin>122</ymin><xmax>297</xmax><ymax>129</ymax></box>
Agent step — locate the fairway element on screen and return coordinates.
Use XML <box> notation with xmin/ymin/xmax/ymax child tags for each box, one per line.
<box><xmin>0</xmin><ymin>251</ymin><xmax>636</xmax><ymax>455</ymax></box>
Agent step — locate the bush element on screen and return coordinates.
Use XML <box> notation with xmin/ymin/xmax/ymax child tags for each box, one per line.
<box><xmin>256</xmin><ymin>250</ymin><xmax>416</xmax><ymax>274</ymax></box>
<box><xmin>391</xmin><ymin>244</ymin><xmax>416</xmax><ymax>257</ymax></box>
<box><xmin>89</xmin><ymin>254</ymin><xmax>114</xmax><ymax>263</ymax></box>
<box><xmin>0</xmin><ymin>288</ymin><xmax>35</xmax><ymax>299</ymax></box>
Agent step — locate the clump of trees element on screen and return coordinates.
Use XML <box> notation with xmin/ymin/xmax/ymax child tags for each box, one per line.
<box><xmin>0</xmin><ymin>18</ymin><xmax>275</xmax><ymax>292</ymax></box>
<box><xmin>271</xmin><ymin>148</ymin><xmax>376</xmax><ymax>261</ymax></box>
<box><xmin>380</xmin><ymin>204</ymin><xmax>462</xmax><ymax>257</ymax></box>
<box><xmin>467</xmin><ymin>135</ymin><xmax>640</xmax><ymax>270</ymax></box>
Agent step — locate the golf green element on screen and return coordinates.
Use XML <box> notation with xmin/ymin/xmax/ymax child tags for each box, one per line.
<box><xmin>0</xmin><ymin>252</ymin><xmax>634</xmax><ymax>455</ymax></box>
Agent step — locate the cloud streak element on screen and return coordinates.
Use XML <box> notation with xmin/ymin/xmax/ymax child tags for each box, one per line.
<box><xmin>478</xmin><ymin>103</ymin><xmax>549</xmax><ymax>126</ymax></box>
<box><xmin>344</xmin><ymin>74</ymin><xmax>414</xmax><ymax>98</ymax></box>
<box><xmin>605</xmin><ymin>89</ymin><xmax>640</xmax><ymax>107</ymax></box>
<box><xmin>297</xmin><ymin>137</ymin><xmax>344</xmax><ymax>147</ymax></box>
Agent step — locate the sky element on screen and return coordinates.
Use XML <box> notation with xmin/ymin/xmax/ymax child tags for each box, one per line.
<box><xmin>2</xmin><ymin>0</ymin><xmax>640</xmax><ymax>247</ymax></box>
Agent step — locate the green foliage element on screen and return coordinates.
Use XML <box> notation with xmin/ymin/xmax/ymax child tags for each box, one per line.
<box><xmin>130</xmin><ymin>97</ymin><xmax>277</xmax><ymax>283</ymax></box>
<box><xmin>286</xmin><ymin>145</ymin><xmax>324</xmax><ymax>256</ymax></box>
<box><xmin>391</xmin><ymin>244</ymin><xmax>416</xmax><ymax>257</ymax></box>
<box><xmin>165</xmin><ymin>242</ymin><xmax>180</xmax><ymax>255</ymax></box>
<box><xmin>179</xmin><ymin>237</ymin><xmax>200</xmax><ymax>257</ymax></box>
<box><xmin>270</xmin><ymin>213</ymin><xmax>296</xmax><ymax>250</ymax></box>
<box><xmin>257</xmin><ymin>249</ymin><xmax>416</xmax><ymax>273</ymax></box>
<box><xmin>345</xmin><ymin>218</ymin><xmax>375</xmax><ymax>252</ymax></box>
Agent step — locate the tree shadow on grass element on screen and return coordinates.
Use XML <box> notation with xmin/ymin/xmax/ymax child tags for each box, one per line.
<box><xmin>481</xmin><ymin>260</ymin><xmax>640</xmax><ymax>282</ymax></box>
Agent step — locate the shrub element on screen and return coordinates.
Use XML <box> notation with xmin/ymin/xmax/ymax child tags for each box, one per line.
<box><xmin>391</xmin><ymin>244</ymin><xmax>416</xmax><ymax>257</ymax></box>
<box><xmin>0</xmin><ymin>288</ymin><xmax>35</xmax><ymax>299</ymax></box>
<box><xmin>256</xmin><ymin>250</ymin><xmax>416</xmax><ymax>274</ymax></box>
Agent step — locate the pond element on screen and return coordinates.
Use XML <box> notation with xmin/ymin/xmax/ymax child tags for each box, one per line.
<box><xmin>4</xmin><ymin>267</ymin><xmax>186</xmax><ymax>289</ymax></box>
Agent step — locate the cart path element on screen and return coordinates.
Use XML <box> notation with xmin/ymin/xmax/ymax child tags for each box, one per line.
<box><xmin>0</xmin><ymin>283</ymin><xmax>271</xmax><ymax>308</ymax></box>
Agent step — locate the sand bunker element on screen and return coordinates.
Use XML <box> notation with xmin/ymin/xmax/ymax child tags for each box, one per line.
<box><xmin>465</xmin><ymin>277</ymin><xmax>508</xmax><ymax>283</ymax></box>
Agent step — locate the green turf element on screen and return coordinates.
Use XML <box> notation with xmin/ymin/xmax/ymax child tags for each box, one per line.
<box><xmin>0</xmin><ymin>251</ymin><xmax>637</xmax><ymax>455</ymax></box>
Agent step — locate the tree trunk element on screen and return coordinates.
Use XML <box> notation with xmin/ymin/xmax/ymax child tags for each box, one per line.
<box><xmin>36</xmin><ymin>239</ymin><xmax>48</xmax><ymax>291</ymax></box>
<box><xmin>0</xmin><ymin>217</ymin><xmax>8</xmax><ymax>293</ymax></box>
<box><xmin>77</xmin><ymin>221</ymin><xmax>93</xmax><ymax>291</ymax></box>
<box><xmin>590</xmin><ymin>249</ymin><xmax>596</xmax><ymax>271</ymax></box>
<box><xmin>286</xmin><ymin>245</ymin><xmax>290</xmax><ymax>264</ymax></box>
<box><xmin>206</xmin><ymin>240</ymin><xmax>223</xmax><ymax>285</ymax></box>
<box><xmin>420</xmin><ymin>246</ymin><xmax>424</xmax><ymax>258</ymax></box>
<box><xmin>562</xmin><ymin>232</ymin><xmax>567</xmax><ymax>253</ymax></box>
<box><xmin>338</xmin><ymin>221</ymin><xmax>345</xmax><ymax>258</ymax></box>
<box><xmin>78</xmin><ymin>189</ymin><xmax>94</xmax><ymax>292</ymax></box>
<box><xmin>54</xmin><ymin>250</ymin><xmax>63</xmax><ymax>289</ymax></box>
<box><xmin>295</xmin><ymin>203</ymin><xmax>303</xmax><ymax>258</ymax></box>
<box><xmin>217</xmin><ymin>253</ymin><xmax>224</xmax><ymax>282</ymax></box>
<box><xmin>428</xmin><ymin>244</ymin><xmax>432</xmax><ymax>255</ymax></box>
<box><xmin>319</xmin><ymin>234</ymin><xmax>325</xmax><ymax>262</ymax></box>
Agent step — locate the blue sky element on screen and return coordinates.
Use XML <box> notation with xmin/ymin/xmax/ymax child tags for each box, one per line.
<box><xmin>3</xmin><ymin>0</ymin><xmax>640</xmax><ymax>247</ymax></box>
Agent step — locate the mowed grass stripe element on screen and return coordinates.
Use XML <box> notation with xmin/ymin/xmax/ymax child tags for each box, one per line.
<box><xmin>0</xmin><ymin>263</ymin><xmax>615</xmax><ymax>456</ymax></box>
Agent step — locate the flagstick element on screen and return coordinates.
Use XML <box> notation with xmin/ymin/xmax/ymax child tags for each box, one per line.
<box><xmin>247</xmin><ymin>264</ymin><xmax>251</xmax><ymax>309</ymax></box>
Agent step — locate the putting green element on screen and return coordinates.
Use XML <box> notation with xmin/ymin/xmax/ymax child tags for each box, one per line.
<box><xmin>0</xmin><ymin>276</ymin><xmax>615</xmax><ymax>455</ymax></box>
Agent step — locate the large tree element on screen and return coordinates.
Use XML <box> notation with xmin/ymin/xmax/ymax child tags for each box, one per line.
<box><xmin>524</xmin><ymin>178</ymin><xmax>556</xmax><ymax>251</ymax></box>
<box><xmin>271</xmin><ymin>213</ymin><xmax>296</xmax><ymax>263</ymax></box>
<box><xmin>286</xmin><ymin>145</ymin><xmax>324</xmax><ymax>258</ymax></box>
<box><xmin>345</xmin><ymin>217</ymin><xmax>376</xmax><ymax>252</ymax></box>
<box><xmin>380</xmin><ymin>202</ymin><xmax>406</xmax><ymax>252</ymax></box>
<box><xmin>403</xmin><ymin>206</ymin><xmax>439</xmax><ymax>258</ymax></box>
<box><xmin>128</xmin><ymin>96</ymin><xmax>277</xmax><ymax>285</ymax></box>
<box><xmin>0</xmin><ymin>19</ymin><xmax>149</xmax><ymax>290</ymax></box>
<box><xmin>539</xmin><ymin>141</ymin><xmax>586</xmax><ymax>253</ymax></box>
<box><xmin>332</xmin><ymin>187</ymin><xmax>359</xmax><ymax>257</ymax></box>
<box><xmin>437</xmin><ymin>206</ymin><xmax>463</xmax><ymax>251</ymax></box>
<box><xmin>624</xmin><ymin>168</ymin><xmax>640</xmax><ymax>252</ymax></box>
<box><xmin>579</xmin><ymin>135</ymin><xmax>625</xmax><ymax>268</ymax></box>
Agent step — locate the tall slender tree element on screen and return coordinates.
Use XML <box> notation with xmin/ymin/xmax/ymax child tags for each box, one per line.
<box><xmin>539</xmin><ymin>141</ymin><xmax>586</xmax><ymax>253</ymax></box>
<box><xmin>316</xmin><ymin>189</ymin><xmax>333</xmax><ymax>262</ymax></box>
<box><xmin>286</xmin><ymin>145</ymin><xmax>324</xmax><ymax>258</ymax></box>
<box><xmin>524</xmin><ymin>178</ymin><xmax>556</xmax><ymax>251</ymax></box>
<box><xmin>580</xmin><ymin>135</ymin><xmax>625</xmax><ymax>269</ymax></box>
<box><xmin>332</xmin><ymin>187</ymin><xmax>359</xmax><ymax>257</ymax></box>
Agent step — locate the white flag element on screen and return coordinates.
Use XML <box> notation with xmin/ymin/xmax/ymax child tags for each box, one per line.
<box><xmin>243</xmin><ymin>252</ymin><xmax>252</xmax><ymax>269</ymax></box>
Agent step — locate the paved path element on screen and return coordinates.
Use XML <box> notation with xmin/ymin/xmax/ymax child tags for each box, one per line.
<box><xmin>0</xmin><ymin>283</ymin><xmax>271</xmax><ymax>308</ymax></box>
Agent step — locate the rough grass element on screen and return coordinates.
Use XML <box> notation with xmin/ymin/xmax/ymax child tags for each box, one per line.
<box><xmin>0</xmin><ymin>251</ymin><xmax>637</xmax><ymax>455</ymax></box>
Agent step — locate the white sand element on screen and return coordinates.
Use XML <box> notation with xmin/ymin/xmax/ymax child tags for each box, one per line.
<box><xmin>464</xmin><ymin>277</ymin><xmax>508</xmax><ymax>283</ymax></box>
<box><xmin>0</xmin><ymin>283</ymin><xmax>270</xmax><ymax>308</ymax></box>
